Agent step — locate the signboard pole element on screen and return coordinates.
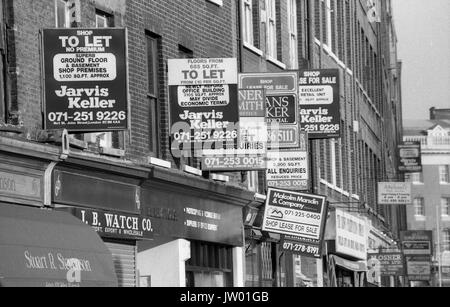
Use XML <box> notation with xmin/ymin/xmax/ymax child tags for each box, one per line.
<box><xmin>437</xmin><ymin>203</ymin><xmax>443</xmax><ymax>287</ymax></box>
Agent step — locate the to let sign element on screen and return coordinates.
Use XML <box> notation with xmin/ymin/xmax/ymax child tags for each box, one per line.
<box><xmin>262</xmin><ymin>189</ymin><xmax>328</xmax><ymax>258</ymax></box>
<box><xmin>169</xmin><ymin>58</ymin><xmax>239</xmax><ymax>156</ymax></box>
<box><xmin>43</xmin><ymin>28</ymin><xmax>128</xmax><ymax>132</ymax></box>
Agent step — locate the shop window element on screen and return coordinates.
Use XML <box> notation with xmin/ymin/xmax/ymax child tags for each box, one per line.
<box><xmin>413</xmin><ymin>198</ymin><xmax>425</xmax><ymax>217</ymax></box>
<box><xmin>245</xmin><ymin>240</ymin><xmax>277</xmax><ymax>287</ymax></box>
<box><xmin>146</xmin><ymin>34</ymin><xmax>162</xmax><ymax>158</ymax></box>
<box><xmin>287</xmin><ymin>0</ymin><xmax>298</xmax><ymax>69</ymax></box>
<box><xmin>186</xmin><ymin>241</ymin><xmax>233</xmax><ymax>287</ymax></box>
<box><xmin>440</xmin><ymin>166</ymin><xmax>450</xmax><ymax>184</ymax></box>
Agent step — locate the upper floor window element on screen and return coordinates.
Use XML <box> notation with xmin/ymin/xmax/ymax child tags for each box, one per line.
<box><xmin>147</xmin><ymin>34</ymin><xmax>162</xmax><ymax>158</ymax></box>
<box><xmin>440</xmin><ymin>166</ymin><xmax>450</xmax><ymax>184</ymax></box>
<box><xmin>56</xmin><ymin>0</ymin><xmax>70</xmax><ymax>28</ymax></box>
<box><xmin>265</xmin><ymin>0</ymin><xmax>277</xmax><ymax>59</ymax></box>
<box><xmin>442</xmin><ymin>198</ymin><xmax>450</xmax><ymax>217</ymax></box>
<box><xmin>405</xmin><ymin>172</ymin><xmax>423</xmax><ymax>184</ymax></box>
<box><xmin>242</xmin><ymin>0</ymin><xmax>255</xmax><ymax>46</ymax></box>
<box><xmin>443</xmin><ymin>230</ymin><xmax>450</xmax><ymax>252</ymax></box>
<box><xmin>287</xmin><ymin>0</ymin><xmax>298</xmax><ymax>69</ymax></box>
<box><xmin>56</xmin><ymin>0</ymin><xmax>79</xmax><ymax>28</ymax></box>
<box><xmin>84</xmin><ymin>10</ymin><xmax>119</xmax><ymax>150</ymax></box>
<box><xmin>95</xmin><ymin>10</ymin><xmax>114</xmax><ymax>28</ymax></box>
<box><xmin>414</xmin><ymin>197</ymin><xmax>425</xmax><ymax>217</ymax></box>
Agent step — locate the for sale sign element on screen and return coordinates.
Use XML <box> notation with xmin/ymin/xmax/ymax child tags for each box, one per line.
<box><xmin>43</xmin><ymin>28</ymin><xmax>128</xmax><ymax>132</ymax></box>
<box><xmin>299</xmin><ymin>69</ymin><xmax>341</xmax><ymax>139</ymax></box>
<box><xmin>239</xmin><ymin>72</ymin><xmax>300</xmax><ymax>149</ymax></box>
<box><xmin>262</xmin><ymin>189</ymin><xmax>328</xmax><ymax>258</ymax></box>
<box><xmin>169</xmin><ymin>58</ymin><xmax>239</xmax><ymax>158</ymax></box>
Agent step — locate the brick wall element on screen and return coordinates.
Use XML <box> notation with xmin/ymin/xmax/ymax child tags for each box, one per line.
<box><xmin>124</xmin><ymin>0</ymin><xmax>238</xmax><ymax>163</ymax></box>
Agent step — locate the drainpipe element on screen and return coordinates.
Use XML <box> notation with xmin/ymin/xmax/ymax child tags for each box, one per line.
<box><xmin>237</xmin><ymin>0</ymin><xmax>244</xmax><ymax>73</ymax></box>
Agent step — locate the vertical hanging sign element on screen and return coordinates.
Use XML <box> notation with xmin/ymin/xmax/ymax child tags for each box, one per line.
<box><xmin>299</xmin><ymin>69</ymin><xmax>341</xmax><ymax>139</ymax></box>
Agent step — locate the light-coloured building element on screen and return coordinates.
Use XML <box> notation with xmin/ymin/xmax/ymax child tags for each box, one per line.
<box><xmin>403</xmin><ymin>108</ymin><xmax>450</xmax><ymax>286</ymax></box>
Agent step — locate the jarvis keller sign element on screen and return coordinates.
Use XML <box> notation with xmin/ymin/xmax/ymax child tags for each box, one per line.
<box><xmin>42</xmin><ymin>28</ymin><xmax>128</xmax><ymax>132</ymax></box>
<box><xmin>299</xmin><ymin>69</ymin><xmax>341</xmax><ymax>139</ymax></box>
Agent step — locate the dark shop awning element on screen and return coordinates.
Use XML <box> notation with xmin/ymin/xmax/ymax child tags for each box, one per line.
<box><xmin>330</xmin><ymin>255</ymin><xmax>367</xmax><ymax>272</ymax></box>
<box><xmin>0</xmin><ymin>203</ymin><xmax>118</xmax><ymax>287</ymax></box>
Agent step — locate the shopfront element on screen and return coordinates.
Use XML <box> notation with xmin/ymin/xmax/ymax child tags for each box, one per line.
<box><xmin>324</xmin><ymin>209</ymin><xmax>369</xmax><ymax>287</ymax></box>
<box><xmin>52</xmin><ymin>156</ymin><xmax>150</xmax><ymax>287</ymax></box>
<box><xmin>0</xmin><ymin>136</ymin><xmax>120</xmax><ymax>287</ymax></box>
<box><xmin>138</xmin><ymin>167</ymin><xmax>254</xmax><ymax>287</ymax></box>
<box><xmin>243</xmin><ymin>203</ymin><xmax>291</xmax><ymax>288</ymax></box>
<box><xmin>0</xmin><ymin>203</ymin><xmax>118</xmax><ymax>287</ymax></box>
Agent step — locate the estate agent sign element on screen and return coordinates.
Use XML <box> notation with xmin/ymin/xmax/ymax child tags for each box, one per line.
<box><xmin>169</xmin><ymin>58</ymin><xmax>239</xmax><ymax>158</ymax></box>
<box><xmin>262</xmin><ymin>189</ymin><xmax>328</xmax><ymax>258</ymax></box>
<box><xmin>43</xmin><ymin>28</ymin><xmax>128</xmax><ymax>132</ymax></box>
<box><xmin>299</xmin><ymin>69</ymin><xmax>341</xmax><ymax>139</ymax></box>
<box><xmin>239</xmin><ymin>72</ymin><xmax>300</xmax><ymax>148</ymax></box>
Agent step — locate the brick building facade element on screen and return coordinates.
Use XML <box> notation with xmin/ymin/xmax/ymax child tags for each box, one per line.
<box><xmin>0</xmin><ymin>0</ymin><xmax>405</xmax><ymax>287</ymax></box>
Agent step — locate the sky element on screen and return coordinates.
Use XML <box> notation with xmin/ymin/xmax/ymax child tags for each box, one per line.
<box><xmin>392</xmin><ymin>0</ymin><xmax>450</xmax><ymax>120</ymax></box>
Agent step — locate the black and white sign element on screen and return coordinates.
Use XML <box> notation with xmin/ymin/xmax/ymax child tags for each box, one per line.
<box><xmin>266</xmin><ymin>133</ymin><xmax>310</xmax><ymax>191</ymax></box>
<box><xmin>43</xmin><ymin>28</ymin><xmax>128</xmax><ymax>132</ymax></box>
<box><xmin>262</xmin><ymin>189</ymin><xmax>328</xmax><ymax>258</ymax></box>
<box><xmin>239</xmin><ymin>72</ymin><xmax>300</xmax><ymax>149</ymax></box>
<box><xmin>378</xmin><ymin>182</ymin><xmax>412</xmax><ymax>205</ymax></box>
<box><xmin>398</xmin><ymin>142</ymin><xmax>423</xmax><ymax>173</ymax></box>
<box><xmin>169</xmin><ymin>58</ymin><xmax>239</xmax><ymax>157</ymax></box>
<box><xmin>299</xmin><ymin>69</ymin><xmax>341</xmax><ymax>139</ymax></box>
<box><xmin>71</xmin><ymin>208</ymin><xmax>154</xmax><ymax>241</ymax></box>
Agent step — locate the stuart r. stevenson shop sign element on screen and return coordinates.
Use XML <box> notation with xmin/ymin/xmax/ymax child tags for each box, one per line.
<box><xmin>42</xmin><ymin>28</ymin><xmax>128</xmax><ymax>132</ymax></box>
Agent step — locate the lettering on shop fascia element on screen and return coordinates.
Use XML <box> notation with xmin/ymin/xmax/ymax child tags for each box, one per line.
<box><xmin>146</xmin><ymin>207</ymin><xmax>178</xmax><ymax>222</ymax></box>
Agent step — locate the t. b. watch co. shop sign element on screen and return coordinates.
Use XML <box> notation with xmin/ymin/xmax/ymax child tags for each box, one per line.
<box><xmin>42</xmin><ymin>28</ymin><xmax>128</xmax><ymax>132</ymax></box>
<box><xmin>69</xmin><ymin>208</ymin><xmax>153</xmax><ymax>241</ymax></box>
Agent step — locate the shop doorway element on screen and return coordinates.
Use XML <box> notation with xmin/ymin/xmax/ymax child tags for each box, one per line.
<box><xmin>186</xmin><ymin>241</ymin><xmax>233</xmax><ymax>287</ymax></box>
